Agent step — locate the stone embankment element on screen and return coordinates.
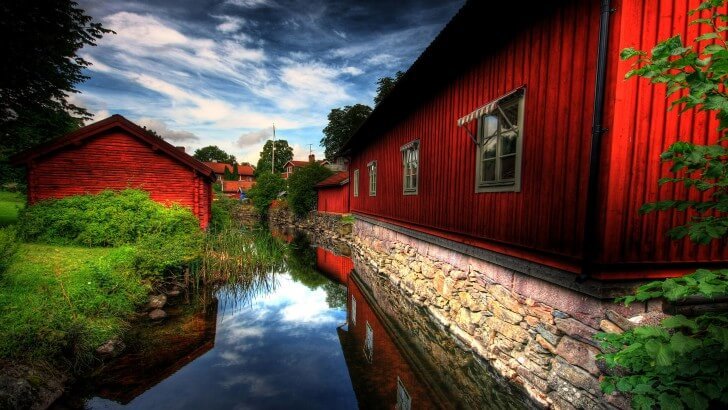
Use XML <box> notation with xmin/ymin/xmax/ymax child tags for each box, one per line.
<box><xmin>351</xmin><ymin>218</ymin><xmax>661</xmax><ymax>410</ymax></box>
<box><xmin>268</xmin><ymin>204</ymin><xmax>353</xmax><ymax>245</ymax></box>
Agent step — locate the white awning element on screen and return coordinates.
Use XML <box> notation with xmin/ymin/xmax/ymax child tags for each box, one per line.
<box><xmin>457</xmin><ymin>86</ymin><xmax>525</xmax><ymax>127</ymax></box>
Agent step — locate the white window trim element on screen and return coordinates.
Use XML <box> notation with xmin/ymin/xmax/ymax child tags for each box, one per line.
<box><xmin>401</xmin><ymin>140</ymin><xmax>419</xmax><ymax>195</ymax></box>
<box><xmin>353</xmin><ymin>169</ymin><xmax>359</xmax><ymax>197</ymax></box>
<box><xmin>364</xmin><ymin>321</ymin><xmax>374</xmax><ymax>363</ymax></box>
<box><xmin>396</xmin><ymin>377</ymin><xmax>412</xmax><ymax>410</ymax></box>
<box><xmin>350</xmin><ymin>296</ymin><xmax>357</xmax><ymax>326</ymax></box>
<box><xmin>475</xmin><ymin>92</ymin><xmax>525</xmax><ymax>193</ymax></box>
<box><xmin>368</xmin><ymin>161</ymin><xmax>377</xmax><ymax>197</ymax></box>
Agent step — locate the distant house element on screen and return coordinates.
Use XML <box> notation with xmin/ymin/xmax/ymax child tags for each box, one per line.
<box><xmin>315</xmin><ymin>171</ymin><xmax>349</xmax><ymax>214</ymax></box>
<box><xmin>281</xmin><ymin>154</ymin><xmax>325</xmax><ymax>179</ymax></box>
<box><xmin>220</xmin><ymin>180</ymin><xmax>255</xmax><ymax>199</ymax></box>
<box><xmin>204</xmin><ymin>161</ymin><xmax>255</xmax><ymax>182</ymax></box>
<box><xmin>11</xmin><ymin>115</ymin><xmax>215</xmax><ymax>228</ymax></box>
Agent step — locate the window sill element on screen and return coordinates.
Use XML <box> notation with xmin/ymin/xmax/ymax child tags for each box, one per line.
<box><xmin>403</xmin><ymin>190</ymin><xmax>418</xmax><ymax>196</ymax></box>
<box><xmin>475</xmin><ymin>182</ymin><xmax>519</xmax><ymax>193</ymax></box>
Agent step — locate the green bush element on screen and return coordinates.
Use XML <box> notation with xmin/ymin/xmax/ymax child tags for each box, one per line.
<box><xmin>209</xmin><ymin>195</ymin><xmax>240</xmax><ymax>233</ymax></box>
<box><xmin>17</xmin><ymin>189</ymin><xmax>200</xmax><ymax>247</ymax></box>
<box><xmin>133</xmin><ymin>230</ymin><xmax>203</xmax><ymax>279</ymax></box>
<box><xmin>248</xmin><ymin>172</ymin><xmax>286</xmax><ymax>217</ymax></box>
<box><xmin>0</xmin><ymin>226</ymin><xmax>19</xmax><ymax>273</ymax></box>
<box><xmin>287</xmin><ymin>163</ymin><xmax>333</xmax><ymax>218</ymax></box>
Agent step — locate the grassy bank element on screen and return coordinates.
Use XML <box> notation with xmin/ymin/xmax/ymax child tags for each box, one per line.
<box><xmin>0</xmin><ymin>244</ymin><xmax>147</xmax><ymax>367</ymax></box>
<box><xmin>0</xmin><ymin>191</ymin><xmax>24</xmax><ymax>227</ymax></box>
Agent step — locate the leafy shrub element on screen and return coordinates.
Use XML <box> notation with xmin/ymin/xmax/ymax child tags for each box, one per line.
<box><xmin>248</xmin><ymin>172</ymin><xmax>286</xmax><ymax>217</ymax></box>
<box><xmin>596</xmin><ymin>3</ymin><xmax>728</xmax><ymax>409</ymax></box>
<box><xmin>209</xmin><ymin>196</ymin><xmax>239</xmax><ymax>233</ymax></box>
<box><xmin>18</xmin><ymin>189</ymin><xmax>200</xmax><ymax>247</ymax></box>
<box><xmin>133</xmin><ymin>230</ymin><xmax>203</xmax><ymax>279</ymax></box>
<box><xmin>287</xmin><ymin>163</ymin><xmax>333</xmax><ymax>218</ymax></box>
<box><xmin>0</xmin><ymin>226</ymin><xmax>19</xmax><ymax>273</ymax></box>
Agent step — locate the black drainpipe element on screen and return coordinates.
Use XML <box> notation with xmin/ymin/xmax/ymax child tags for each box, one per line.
<box><xmin>578</xmin><ymin>0</ymin><xmax>613</xmax><ymax>283</ymax></box>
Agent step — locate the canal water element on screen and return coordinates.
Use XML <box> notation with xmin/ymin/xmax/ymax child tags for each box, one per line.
<box><xmin>53</xmin><ymin>232</ymin><xmax>530</xmax><ymax>409</ymax></box>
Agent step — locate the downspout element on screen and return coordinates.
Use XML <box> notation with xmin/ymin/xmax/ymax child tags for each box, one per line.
<box><xmin>578</xmin><ymin>0</ymin><xmax>613</xmax><ymax>283</ymax></box>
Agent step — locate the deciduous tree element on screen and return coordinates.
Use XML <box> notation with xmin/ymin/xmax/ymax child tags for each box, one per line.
<box><xmin>256</xmin><ymin>140</ymin><xmax>293</xmax><ymax>175</ymax></box>
<box><xmin>320</xmin><ymin>104</ymin><xmax>372</xmax><ymax>159</ymax></box>
<box><xmin>193</xmin><ymin>145</ymin><xmax>236</xmax><ymax>163</ymax></box>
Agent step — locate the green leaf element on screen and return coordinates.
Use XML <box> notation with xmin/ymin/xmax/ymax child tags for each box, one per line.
<box><xmin>659</xmin><ymin>393</ymin><xmax>685</xmax><ymax>410</ymax></box>
<box><xmin>669</xmin><ymin>332</ymin><xmax>702</xmax><ymax>354</ymax></box>
<box><xmin>680</xmin><ymin>387</ymin><xmax>709</xmax><ymax>410</ymax></box>
<box><xmin>696</xmin><ymin>32</ymin><xmax>720</xmax><ymax>41</ymax></box>
<box><xmin>645</xmin><ymin>339</ymin><xmax>673</xmax><ymax>366</ymax></box>
<box><xmin>662</xmin><ymin>315</ymin><xmax>699</xmax><ymax>332</ymax></box>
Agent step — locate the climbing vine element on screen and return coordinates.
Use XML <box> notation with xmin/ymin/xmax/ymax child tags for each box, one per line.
<box><xmin>595</xmin><ymin>1</ymin><xmax>728</xmax><ymax>409</ymax></box>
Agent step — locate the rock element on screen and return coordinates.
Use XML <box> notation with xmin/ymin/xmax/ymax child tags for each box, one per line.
<box><xmin>605</xmin><ymin>309</ymin><xmax>635</xmax><ymax>331</ymax></box>
<box><xmin>535</xmin><ymin>334</ymin><xmax>557</xmax><ymax>354</ymax></box>
<box><xmin>555</xmin><ymin>336</ymin><xmax>602</xmax><ymax>376</ymax></box>
<box><xmin>489</xmin><ymin>299</ymin><xmax>523</xmax><ymax>324</ymax></box>
<box><xmin>555</xmin><ymin>317</ymin><xmax>599</xmax><ymax>347</ymax></box>
<box><xmin>599</xmin><ymin>319</ymin><xmax>623</xmax><ymax>334</ymax></box>
<box><xmin>535</xmin><ymin>323</ymin><xmax>560</xmax><ymax>346</ymax></box>
<box><xmin>148</xmin><ymin>294</ymin><xmax>167</xmax><ymax>309</ymax></box>
<box><xmin>487</xmin><ymin>317</ymin><xmax>530</xmax><ymax>344</ymax></box>
<box><xmin>550</xmin><ymin>356</ymin><xmax>601</xmax><ymax>394</ymax></box>
<box><xmin>450</xmin><ymin>270</ymin><xmax>468</xmax><ymax>280</ymax></box>
<box><xmin>489</xmin><ymin>284</ymin><xmax>524</xmax><ymax>314</ymax></box>
<box><xmin>149</xmin><ymin>309</ymin><xmax>167</xmax><ymax>320</ymax></box>
<box><xmin>553</xmin><ymin>310</ymin><xmax>569</xmax><ymax>319</ymax></box>
<box><xmin>166</xmin><ymin>289</ymin><xmax>181</xmax><ymax>297</ymax></box>
<box><xmin>96</xmin><ymin>338</ymin><xmax>126</xmax><ymax>356</ymax></box>
<box><xmin>0</xmin><ymin>361</ymin><xmax>66</xmax><ymax>410</ymax></box>
<box><xmin>527</xmin><ymin>303</ymin><xmax>555</xmax><ymax>325</ymax></box>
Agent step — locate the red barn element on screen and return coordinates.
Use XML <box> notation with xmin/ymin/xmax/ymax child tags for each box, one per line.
<box><xmin>315</xmin><ymin>171</ymin><xmax>349</xmax><ymax>214</ymax></box>
<box><xmin>11</xmin><ymin>115</ymin><xmax>215</xmax><ymax>228</ymax></box>
<box><xmin>341</xmin><ymin>0</ymin><xmax>728</xmax><ymax>282</ymax></box>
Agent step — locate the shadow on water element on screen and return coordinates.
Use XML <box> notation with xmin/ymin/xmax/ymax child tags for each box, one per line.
<box><xmin>52</xmin><ymin>228</ymin><xmax>531</xmax><ymax>409</ymax></box>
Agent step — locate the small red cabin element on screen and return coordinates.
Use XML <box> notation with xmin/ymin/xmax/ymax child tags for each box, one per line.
<box><xmin>11</xmin><ymin>115</ymin><xmax>215</xmax><ymax>228</ymax></box>
<box><xmin>316</xmin><ymin>171</ymin><xmax>349</xmax><ymax>214</ymax></box>
<box><xmin>342</xmin><ymin>0</ymin><xmax>728</xmax><ymax>281</ymax></box>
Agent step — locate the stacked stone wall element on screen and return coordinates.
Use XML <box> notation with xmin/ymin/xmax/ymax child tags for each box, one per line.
<box><xmin>352</xmin><ymin>218</ymin><xmax>662</xmax><ymax>409</ymax></box>
<box><xmin>268</xmin><ymin>204</ymin><xmax>353</xmax><ymax>244</ymax></box>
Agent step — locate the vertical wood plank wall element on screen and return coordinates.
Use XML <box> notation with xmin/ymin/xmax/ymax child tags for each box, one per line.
<box><xmin>28</xmin><ymin>130</ymin><xmax>212</xmax><ymax>228</ymax></box>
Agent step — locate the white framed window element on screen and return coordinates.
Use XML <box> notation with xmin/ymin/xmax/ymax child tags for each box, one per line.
<box><xmin>401</xmin><ymin>140</ymin><xmax>419</xmax><ymax>195</ymax></box>
<box><xmin>350</xmin><ymin>296</ymin><xmax>357</xmax><ymax>326</ymax></box>
<box><xmin>396</xmin><ymin>377</ymin><xmax>412</xmax><ymax>410</ymax></box>
<box><xmin>476</xmin><ymin>92</ymin><xmax>525</xmax><ymax>193</ymax></box>
<box><xmin>367</xmin><ymin>161</ymin><xmax>377</xmax><ymax>196</ymax></box>
<box><xmin>353</xmin><ymin>169</ymin><xmax>359</xmax><ymax>197</ymax></box>
<box><xmin>364</xmin><ymin>321</ymin><xmax>374</xmax><ymax>362</ymax></box>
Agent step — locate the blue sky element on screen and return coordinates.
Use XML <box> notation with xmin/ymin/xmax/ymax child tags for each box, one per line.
<box><xmin>74</xmin><ymin>0</ymin><xmax>463</xmax><ymax>164</ymax></box>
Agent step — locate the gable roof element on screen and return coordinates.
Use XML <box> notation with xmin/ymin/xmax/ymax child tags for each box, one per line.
<box><xmin>11</xmin><ymin>114</ymin><xmax>215</xmax><ymax>180</ymax></box>
<box><xmin>315</xmin><ymin>171</ymin><xmax>349</xmax><ymax>188</ymax></box>
<box><xmin>204</xmin><ymin>162</ymin><xmax>255</xmax><ymax>176</ymax></box>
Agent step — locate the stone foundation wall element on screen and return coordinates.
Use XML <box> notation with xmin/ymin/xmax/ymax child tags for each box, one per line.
<box><xmin>352</xmin><ymin>218</ymin><xmax>661</xmax><ymax>409</ymax></box>
<box><xmin>268</xmin><ymin>204</ymin><xmax>353</xmax><ymax>243</ymax></box>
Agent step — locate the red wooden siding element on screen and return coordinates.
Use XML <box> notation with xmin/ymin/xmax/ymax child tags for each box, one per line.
<box><xmin>349</xmin><ymin>0</ymin><xmax>600</xmax><ymax>272</ymax></box>
<box><xmin>596</xmin><ymin>0</ymin><xmax>728</xmax><ymax>275</ymax></box>
<box><xmin>316</xmin><ymin>247</ymin><xmax>353</xmax><ymax>284</ymax></box>
<box><xmin>317</xmin><ymin>184</ymin><xmax>350</xmax><ymax>214</ymax></box>
<box><xmin>342</xmin><ymin>277</ymin><xmax>438</xmax><ymax>409</ymax></box>
<box><xmin>348</xmin><ymin>0</ymin><xmax>728</xmax><ymax>279</ymax></box>
<box><xmin>27</xmin><ymin>129</ymin><xmax>212</xmax><ymax>228</ymax></box>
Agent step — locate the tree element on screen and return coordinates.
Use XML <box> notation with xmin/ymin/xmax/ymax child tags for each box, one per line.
<box><xmin>595</xmin><ymin>3</ymin><xmax>728</xmax><ymax>409</ymax></box>
<box><xmin>374</xmin><ymin>71</ymin><xmax>405</xmax><ymax>106</ymax></box>
<box><xmin>0</xmin><ymin>0</ymin><xmax>112</xmax><ymax>185</ymax></box>
<box><xmin>247</xmin><ymin>172</ymin><xmax>286</xmax><ymax>218</ymax></box>
<box><xmin>287</xmin><ymin>163</ymin><xmax>333</xmax><ymax>218</ymax></box>
<box><xmin>193</xmin><ymin>145</ymin><xmax>236</xmax><ymax>163</ymax></box>
<box><xmin>320</xmin><ymin>104</ymin><xmax>372</xmax><ymax>159</ymax></box>
<box><xmin>256</xmin><ymin>139</ymin><xmax>293</xmax><ymax>175</ymax></box>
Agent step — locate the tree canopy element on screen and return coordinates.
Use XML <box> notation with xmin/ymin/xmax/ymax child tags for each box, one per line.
<box><xmin>256</xmin><ymin>139</ymin><xmax>293</xmax><ymax>175</ymax></box>
<box><xmin>320</xmin><ymin>104</ymin><xmax>372</xmax><ymax>159</ymax></box>
<box><xmin>0</xmin><ymin>0</ymin><xmax>111</xmax><ymax>185</ymax></box>
<box><xmin>374</xmin><ymin>71</ymin><xmax>404</xmax><ymax>106</ymax></box>
<box><xmin>193</xmin><ymin>145</ymin><xmax>236</xmax><ymax>163</ymax></box>
<box><xmin>247</xmin><ymin>172</ymin><xmax>286</xmax><ymax>217</ymax></box>
<box><xmin>287</xmin><ymin>162</ymin><xmax>333</xmax><ymax>218</ymax></box>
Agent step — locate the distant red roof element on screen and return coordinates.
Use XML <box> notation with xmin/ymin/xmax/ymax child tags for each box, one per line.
<box><xmin>221</xmin><ymin>180</ymin><xmax>255</xmax><ymax>192</ymax></box>
<box><xmin>238</xmin><ymin>164</ymin><xmax>255</xmax><ymax>176</ymax></box>
<box><xmin>204</xmin><ymin>162</ymin><xmax>254</xmax><ymax>176</ymax></box>
<box><xmin>316</xmin><ymin>171</ymin><xmax>349</xmax><ymax>188</ymax></box>
<box><xmin>11</xmin><ymin>114</ymin><xmax>214</xmax><ymax>181</ymax></box>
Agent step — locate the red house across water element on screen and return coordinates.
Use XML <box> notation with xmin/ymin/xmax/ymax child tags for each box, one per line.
<box><xmin>11</xmin><ymin>114</ymin><xmax>215</xmax><ymax>228</ymax></box>
<box><xmin>316</xmin><ymin>171</ymin><xmax>350</xmax><ymax>214</ymax></box>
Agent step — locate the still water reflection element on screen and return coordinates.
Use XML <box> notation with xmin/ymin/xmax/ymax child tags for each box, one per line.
<box><xmin>54</xmin><ymin>233</ymin><xmax>528</xmax><ymax>409</ymax></box>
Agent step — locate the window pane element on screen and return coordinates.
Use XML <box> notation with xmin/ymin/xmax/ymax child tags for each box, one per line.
<box><xmin>500</xmin><ymin>130</ymin><xmax>518</xmax><ymax>155</ymax></box>
<box><xmin>411</xmin><ymin>173</ymin><xmax>417</xmax><ymax>188</ymax></box>
<box><xmin>500</xmin><ymin>155</ymin><xmax>516</xmax><ymax>180</ymax></box>
<box><xmin>482</xmin><ymin>137</ymin><xmax>497</xmax><ymax>159</ymax></box>
<box><xmin>482</xmin><ymin>158</ymin><xmax>496</xmax><ymax>182</ymax></box>
<box><xmin>500</xmin><ymin>101</ymin><xmax>519</xmax><ymax>128</ymax></box>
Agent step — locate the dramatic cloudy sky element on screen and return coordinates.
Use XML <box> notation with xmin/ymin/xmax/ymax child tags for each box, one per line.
<box><xmin>74</xmin><ymin>0</ymin><xmax>463</xmax><ymax>164</ymax></box>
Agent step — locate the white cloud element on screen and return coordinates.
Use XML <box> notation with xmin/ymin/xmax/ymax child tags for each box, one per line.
<box><xmin>237</xmin><ymin>127</ymin><xmax>273</xmax><ymax>147</ymax></box>
<box><xmin>213</xmin><ymin>15</ymin><xmax>246</xmax><ymax>33</ymax></box>
<box><xmin>136</xmin><ymin>118</ymin><xmax>200</xmax><ymax>142</ymax></box>
<box><xmin>225</xmin><ymin>0</ymin><xmax>272</xmax><ymax>8</ymax></box>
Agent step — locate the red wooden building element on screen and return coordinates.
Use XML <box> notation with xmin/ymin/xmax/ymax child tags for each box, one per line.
<box><xmin>12</xmin><ymin>115</ymin><xmax>215</xmax><ymax>228</ymax></box>
<box><xmin>341</xmin><ymin>0</ymin><xmax>728</xmax><ymax>282</ymax></box>
<box><xmin>204</xmin><ymin>162</ymin><xmax>255</xmax><ymax>182</ymax></box>
<box><xmin>220</xmin><ymin>180</ymin><xmax>255</xmax><ymax>199</ymax></box>
<box><xmin>316</xmin><ymin>171</ymin><xmax>350</xmax><ymax>214</ymax></box>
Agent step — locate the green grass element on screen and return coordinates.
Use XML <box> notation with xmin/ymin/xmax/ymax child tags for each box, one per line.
<box><xmin>0</xmin><ymin>244</ymin><xmax>148</xmax><ymax>367</ymax></box>
<box><xmin>0</xmin><ymin>191</ymin><xmax>24</xmax><ymax>226</ymax></box>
